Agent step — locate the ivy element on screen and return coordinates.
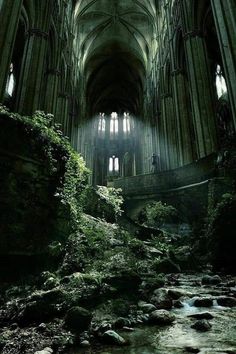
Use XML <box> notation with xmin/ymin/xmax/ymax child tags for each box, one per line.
<box><xmin>96</xmin><ymin>186</ymin><xmax>124</xmax><ymax>217</ymax></box>
<box><xmin>0</xmin><ymin>104</ymin><xmax>90</xmax><ymax>228</ymax></box>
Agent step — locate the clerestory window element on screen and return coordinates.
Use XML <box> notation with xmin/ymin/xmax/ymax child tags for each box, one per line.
<box><xmin>110</xmin><ymin>112</ymin><xmax>118</xmax><ymax>134</ymax></box>
<box><xmin>6</xmin><ymin>63</ymin><xmax>15</xmax><ymax>97</ymax></box>
<box><xmin>215</xmin><ymin>64</ymin><xmax>227</xmax><ymax>99</ymax></box>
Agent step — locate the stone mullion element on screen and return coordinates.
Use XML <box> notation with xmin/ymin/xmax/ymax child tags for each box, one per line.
<box><xmin>211</xmin><ymin>0</ymin><xmax>236</xmax><ymax>130</ymax></box>
<box><xmin>184</xmin><ymin>34</ymin><xmax>217</xmax><ymax>158</ymax></box>
<box><xmin>0</xmin><ymin>0</ymin><xmax>23</xmax><ymax>101</ymax></box>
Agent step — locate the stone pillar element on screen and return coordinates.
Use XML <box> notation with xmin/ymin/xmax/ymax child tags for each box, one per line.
<box><xmin>0</xmin><ymin>0</ymin><xmax>23</xmax><ymax>101</ymax></box>
<box><xmin>211</xmin><ymin>0</ymin><xmax>236</xmax><ymax>130</ymax></box>
<box><xmin>16</xmin><ymin>28</ymin><xmax>49</xmax><ymax>115</ymax></box>
<box><xmin>44</xmin><ymin>69</ymin><xmax>61</xmax><ymax>115</ymax></box>
<box><xmin>183</xmin><ymin>31</ymin><xmax>218</xmax><ymax>157</ymax></box>
<box><xmin>172</xmin><ymin>69</ymin><xmax>195</xmax><ymax>164</ymax></box>
<box><xmin>56</xmin><ymin>92</ymin><xmax>70</xmax><ymax>134</ymax></box>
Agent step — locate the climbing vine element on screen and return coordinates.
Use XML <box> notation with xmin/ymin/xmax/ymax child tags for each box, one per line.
<box><xmin>0</xmin><ymin>105</ymin><xmax>90</xmax><ymax>227</ymax></box>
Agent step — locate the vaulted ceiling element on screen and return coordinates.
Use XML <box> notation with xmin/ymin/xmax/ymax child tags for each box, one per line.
<box><xmin>74</xmin><ymin>0</ymin><xmax>158</xmax><ymax>115</ymax></box>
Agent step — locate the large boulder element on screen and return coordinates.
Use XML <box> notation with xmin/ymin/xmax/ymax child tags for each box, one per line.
<box><xmin>64</xmin><ymin>306</ymin><xmax>92</xmax><ymax>333</ymax></box>
<box><xmin>193</xmin><ymin>298</ymin><xmax>213</xmax><ymax>307</ymax></box>
<box><xmin>102</xmin><ymin>330</ymin><xmax>127</xmax><ymax>345</ymax></box>
<box><xmin>191</xmin><ymin>320</ymin><xmax>212</xmax><ymax>332</ymax></box>
<box><xmin>149</xmin><ymin>310</ymin><xmax>175</xmax><ymax>325</ymax></box>
<box><xmin>150</xmin><ymin>289</ymin><xmax>173</xmax><ymax>310</ymax></box>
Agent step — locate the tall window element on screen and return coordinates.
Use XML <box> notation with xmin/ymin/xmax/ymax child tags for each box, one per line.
<box><xmin>6</xmin><ymin>63</ymin><xmax>15</xmax><ymax>97</ymax></box>
<box><xmin>216</xmin><ymin>64</ymin><xmax>227</xmax><ymax>99</ymax></box>
<box><xmin>123</xmin><ymin>112</ymin><xmax>130</xmax><ymax>133</ymax></box>
<box><xmin>110</xmin><ymin>112</ymin><xmax>118</xmax><ymax>133</ymax></box>
<box><xmin>109</xmin><ymin>155</ymin><xmax>119</xmax><ymax>173</ymax></box>
<box><xmin>98</xmin><ymin>113</ymin><xmax>106</xmax><ymax>132</ymax></box>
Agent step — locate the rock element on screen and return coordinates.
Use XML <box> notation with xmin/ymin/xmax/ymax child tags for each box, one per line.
<box><xmin>34</xmin><ymin>348</ymin><xmax>53</xmax><ymax>354</ymax></box>
<box><xmin>80</xmin><ymin>340</ymin><xmax>90</xmax><ymax>347</ymax></box>
<box><xmin>173</xmin><ymin>300</ymin><xmax>184</xmax><ymax>308</ymax></box>
<box><xmin>193</xmin><ymin>298</ymin><xmax>213</xmax><ymax>307</ymax></box>
<box><xmin>148</xmin><ymin>310</ymin><xmax>175</xmax><ymax>325</ymax></box>
<box><xmin>123</xmin><ymin>326</ymin><xmax>134</xmax><ymax>332</ymax></box>
<box><xmin>38</xmin><ymin>323</ymin><xmax>47</xmax><ymax>332</ymax></box>
<box><xmin>95</xmin><ymin>321</ymin><xmax>112</xmax><ymax>333</ymax></box>
<box><xmin>168</xmin><ymin>288</ymin><xmax>189</xmax><ymax>300</ymax></box>
<box><xmin>184</xmin><ymin>346</ymin><xmax>200</xmax><ymax>353</ymax></box>
<box><xmin>106</xmin><ymin>270</ymin><xmax>141</xmax><ymax>291</ymax></box>
<box><xmin>226</xmin><ymin>281</ymin><xmax>236</xmax><ymax>287</ymax></box>
<box><xmin>188</xmin><ymin>312</ymin><xmax>214</xmax><ymax>320</ymax></box>
<box><xmin>202</xmin><ymin>275</ymin><xmax>221</xmax><ymax>285</ymax></box>
<box><xmin>151</xmin><ymin>288</ymin><xmax>173</xmax><ymax>310</ymax></box>
<box><xmin>102</xmin><ymin>330</ymin><xmax>126</xmax><ymax>346</ymax></box>
<box><xmin>64</xmin><ymin>307</ymin><xmax>92</xmax><ymax>333</ymax></box>
<box><xmin>153</xmin><ymin>258</ymin><xmax>181</xmax><ymax>274</ymax></box>
<box><xmin>43</xmin><ymin>277</ymin><xmax>59</xmax><ymax>290</ymax></box>
<box><xmin>138</xmin><ymin>303</ymin><xmax>157</xmax><ymax>313</ymax></box>
<box><xmin>113</xmin><ymin>317</ymin><xmax>130</xmax><ymax>329</ymax></box>
<box><xmin>18</xmin><ymin>301</ymin><xmax>59</xmax><ymax>325</ymax></box>
<box><xmin>140</xmin><ymin>277</ymin><xmax>165</xmax><ymax>293</ymax></box>
<box><xmin>216</xmin><ymin>296</ymin><xmax>236</xmax><ymax>307</ymax></box>
<box><xmin>191</xmin><ymin>320</ymin><xmax>212</xmax><ymax>332</ymax></box>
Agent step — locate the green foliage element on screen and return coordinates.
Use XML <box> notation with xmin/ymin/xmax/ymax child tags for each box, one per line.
<box><xmin>140</xmin><ymin>201</ymin><xmax>177</xmax><ymax>228</ymax></box>
<box><xmin>96</xmin><ymin>186</ymin><xmax>124</xmax><ymax>217</ymax></box>
<box><xmin>0</xmin><ymin>105</ymin><xmax>89</xmax><ymax>227</ymax></box>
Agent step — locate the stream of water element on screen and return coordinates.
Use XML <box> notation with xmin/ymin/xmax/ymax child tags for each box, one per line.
<box><xmin>70</xmin><ymin>274</ymin><xmax>236</xmax><ymax>354</ymax></box>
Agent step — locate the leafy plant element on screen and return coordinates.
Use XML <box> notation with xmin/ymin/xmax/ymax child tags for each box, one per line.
<box><xmin>96</xmin><ymin>186</ymin><xmax>124</xmax><ymax>217</ymax></box>
<box><xmin>139</xmin><ymin>201</ymin><xmax>177</xmax><ymax>228</ymax></box>
<box><xmin>0</xmin><ymin>105</ymin><xmax>90</xmax><ymax>228</ymax></box>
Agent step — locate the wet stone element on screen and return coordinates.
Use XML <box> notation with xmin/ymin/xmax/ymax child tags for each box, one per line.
<box><xmin>102</xmin><ymin>330</ymin><xmax>127</xmax><ymax>346</ymax></box>
<box><xmin>193</xmin><ymin>298</ymin><xmax>213</xmax><ymax>307</ymax></box>
<box><xmin>191</xmin><ymin>319</ymin><xmax>212</xmax><ymax>332</ymax></box>
<box><xmin>148</xmin><ymin>309</ymin><xmax>175</xmax><ymax>325</ymax></box>
<box><xmin>188</xmin><ymin>312</ymin><xmax>214</xmax><ymax>320</ymax></box>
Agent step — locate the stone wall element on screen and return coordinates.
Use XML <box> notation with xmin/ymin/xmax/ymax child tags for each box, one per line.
<box><xmin>0</xmin><ymin>114</ymin><xmax>71</xmax><ymax>272</ymax></box>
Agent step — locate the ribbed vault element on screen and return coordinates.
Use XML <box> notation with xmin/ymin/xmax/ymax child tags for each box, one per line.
<box><xmin>74</xmin><ymin>0</ymin><xmax>158</xmax><ymax>115</ymax></box>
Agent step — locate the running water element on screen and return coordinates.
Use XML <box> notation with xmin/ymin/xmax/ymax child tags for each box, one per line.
<box><xmin>69</xmin><ymin>274</ymin><xmax>236</xmax><ymax>354</ymax></box>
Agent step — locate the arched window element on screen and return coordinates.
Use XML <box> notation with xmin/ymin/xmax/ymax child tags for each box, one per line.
<box><xmin>5</xmin><ymin>63</ymin><xmax>15</xmax><ymax>97</ymax></box>
<box><xmin>109</xmin><ymin>155</ymin><xmax>119</xmax><ymax>174</ymax></box>
<box><xmin>98</xmin><ymin>113</ymin><xmax>106</xmax><ymax>132</ymax></box>
<box><xmin>123</xmin><ymin>112</ymin><xmax>131</xmax><ymax>133</ymax></box>
<box><xmin>215</xmin><ymin>64</ymin><xmax>227</xmax><ymax>99</ymax></box>
<box><xmin>110</xmin><ymin>112</ymin><xmax>118</xmax><ymax>133</ymax></box>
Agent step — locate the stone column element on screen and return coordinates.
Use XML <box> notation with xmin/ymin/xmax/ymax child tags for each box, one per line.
<box><xmin>211</xmin><ymin>0</ymin><xmax>236</xmax><ymax>131</ymax></box>
<box><xmin>183</xmin><ymin>31</ymin><xmax>218</xmax><ymax>158</ymax></box>
<box><xmin>16</xmin><ymin>28</ymin><xmax>49</xmax><ymax>115</ymax></box>
<box><xmin>56</xmin><ymin>92</ymin><xmax>70</xmax><ymax>134</ymax></box>
<box><xmin>44</xmin><ymin>69</ymin><xmax>61</xmax><ymax>115</ymax></box>
<box><xmin>0</xmin><ymin>0</ymin><xmax>23</xmax><ymax>101</ymax></box>
<box><xmin>172</xmin><ymin>69</ymin><xmax>195</xmax><ymax>164</ymax></box>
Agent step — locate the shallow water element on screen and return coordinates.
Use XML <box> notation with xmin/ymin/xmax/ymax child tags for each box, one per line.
<box><xmin>70</xmin><ymin>274</ymin><xmax>236</xmax><ymax>354</ymax></box>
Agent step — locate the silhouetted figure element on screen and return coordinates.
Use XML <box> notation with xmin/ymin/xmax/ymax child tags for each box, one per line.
<box><xmin>151</xmin><ymin>153</ymin><xmax>159</xmax><ymax>173</ymax></box>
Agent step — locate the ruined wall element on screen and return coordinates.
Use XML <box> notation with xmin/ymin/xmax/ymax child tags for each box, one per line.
<box><xmin>0</xmin><ymin>114</ymin><xmax>71</xmax><ymax>271</ymax></box>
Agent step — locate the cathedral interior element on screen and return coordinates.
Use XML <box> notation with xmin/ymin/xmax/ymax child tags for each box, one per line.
<box><xmin>0</xmin><ymin>1</ymin><xmax>236</xmax><ymax>353</ymax></box>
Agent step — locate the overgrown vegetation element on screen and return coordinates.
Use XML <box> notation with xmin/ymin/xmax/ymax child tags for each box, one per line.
<box><xmin>138</xmin><ymin>201</ymin><xmax>177</xmax><ymax>228</ymax></box>
<box><xmin>0</xmin><ymin>105</ymin><xmax>89</xmax><ymax>227</ymax></box>
<box><xmin>206</xmin><ymin>192</ymin><xmax>236</xmax><ymax>271</ymax></box>
<box><xmin>96</xmin><ymin>186</ymin><xmax>124</xmax><ymax>217</ymax></box>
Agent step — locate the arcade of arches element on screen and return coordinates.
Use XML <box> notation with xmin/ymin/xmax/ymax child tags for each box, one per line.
<box><xmin>1</xmin><ymin>0</ymin><xmax>236</xmax><ymax>186</ymax></box>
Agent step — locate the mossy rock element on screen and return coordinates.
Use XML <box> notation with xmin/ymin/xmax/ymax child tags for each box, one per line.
<box><xmin>64</xmin><ymin>306</ymin><xmax>92</xmax><ymax>333</ymax></box>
